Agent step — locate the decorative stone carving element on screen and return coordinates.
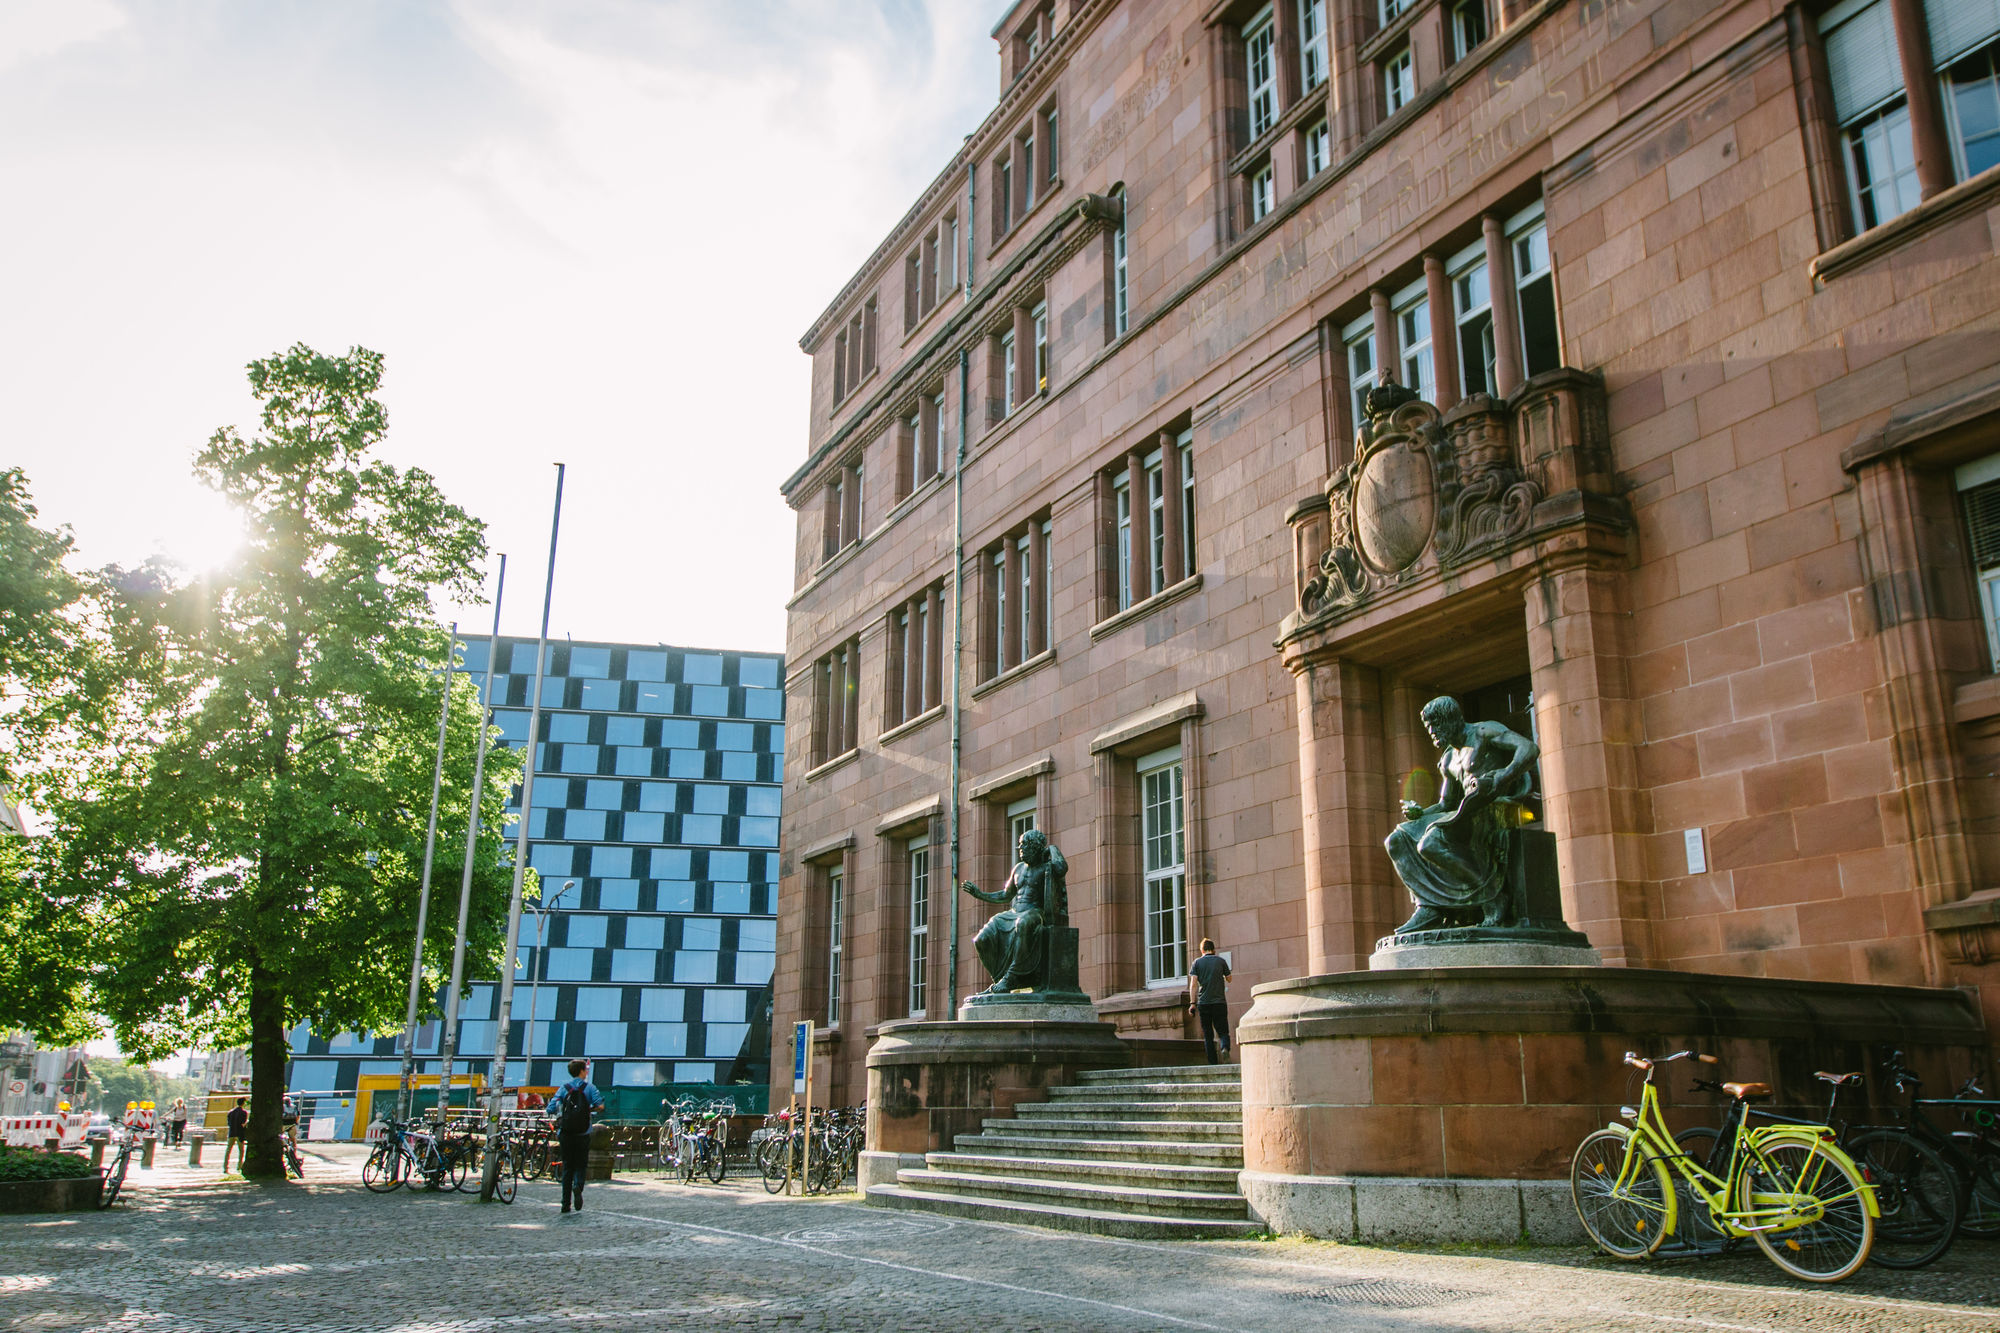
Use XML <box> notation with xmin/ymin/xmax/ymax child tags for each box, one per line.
<box><xmin>1301</xmin><ymin>383</ymin><xmax>1540</xmax><ymax>617</ymax></box>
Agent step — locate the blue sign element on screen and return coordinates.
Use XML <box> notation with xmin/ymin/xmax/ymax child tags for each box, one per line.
<box><xmin>792</xmin><ymin>1021</ymin><xmax>811</xmax><ymax>1094</ymax></box>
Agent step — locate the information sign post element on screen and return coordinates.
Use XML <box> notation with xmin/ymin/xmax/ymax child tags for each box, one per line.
<box><xmin>792</xmin><ymin>1021</ymin><xmax>813</xmax><ymax>1194</ymax></box>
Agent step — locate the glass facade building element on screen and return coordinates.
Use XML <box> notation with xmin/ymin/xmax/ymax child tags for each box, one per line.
<box><xmin>285</xmin><ymin>637</ymin><xmax>784</xmax><ymax>1126</ymax></box>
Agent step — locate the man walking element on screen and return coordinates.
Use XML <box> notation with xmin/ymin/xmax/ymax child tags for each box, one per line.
<box><xmin>1187</xmin><ymin>938</ymin><xmax>1233</xmax><ymax>1065</ymax></box>
<box><xmin>548</xmin><ymin>1059</ymin><xmax>604</xmax><ymax>1214</ymax></box>
<box><xmin>221</xmin><ymin>1097</ymin><xmax>249</xmax><ymax>1172</ymax></box>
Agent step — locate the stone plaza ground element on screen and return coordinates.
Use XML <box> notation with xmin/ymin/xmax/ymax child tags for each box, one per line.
<box><xmin>3</xmin><ymin>1144</ymin><xmax>1997</xmax><ymax>1331</ymax></box>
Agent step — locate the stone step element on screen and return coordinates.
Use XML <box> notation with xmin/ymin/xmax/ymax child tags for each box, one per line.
<box><xmin>978</xmin><ymin>1115</ymin><xmax>1242</xmax><ymax>1140</ymax></box>
<box><xmin>896</xmin><ymin>1166</ymin><xmax>1251</xmax><ymax>1218</ymax></box>
<box><xmin>952</xmin><ymin>1131</ymin><xmax>1244</xmax><ymax>1167</ymax></box>
<box><xmin>867</xmin><ymin>1183</ymin><xmax>1264</xmax><ymax>1240</ymax></box>
<box><xmin>1077</xmin><ymin>1063</ymin><xmax>1240</xmax><ymax>1084</ymax></box>
<box><xmin>1045</xmin><ymin>1082</ymin><xmax>1242</xmax><ymax>1102</ymax></box>
<box><xmin>927</xmin><ymin>1150</ymin><xmax>1241</xmax><ymax>1192</ymax></box>
<box><xmin>1011</xmin><ymin>1100</ymin><xmax>1242</xmax><ymax>1122</ymax></box>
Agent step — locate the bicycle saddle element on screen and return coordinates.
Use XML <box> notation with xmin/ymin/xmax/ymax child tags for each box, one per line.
<box><xmin>1814</xmin><ymin>1070</ymin><xmax>1862</xmax><ymax>1086</ymax></box>
<box><xmin>1723</xmin><ymin>1081</ymin><xmax>1772</xmax><ymax>1100</ymax></box>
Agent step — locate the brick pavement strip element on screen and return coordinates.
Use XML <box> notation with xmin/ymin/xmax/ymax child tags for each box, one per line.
<box><xmin>2</xmin><ymin>1149</ymin><xmax>1996</xmax><ymax>1331</ymax></box>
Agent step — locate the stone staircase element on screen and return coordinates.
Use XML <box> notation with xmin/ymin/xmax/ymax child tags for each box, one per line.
<box><xmin>867</xmin><ymin>1063</ymin><xmax>1262</xmax><ymax>1238</ymax></box>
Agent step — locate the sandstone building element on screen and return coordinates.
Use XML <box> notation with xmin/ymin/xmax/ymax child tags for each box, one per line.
<box><xmin>775</xmin><ymin>0</ymin><xmax>2000</xmax><ymax>1118</ymax></box>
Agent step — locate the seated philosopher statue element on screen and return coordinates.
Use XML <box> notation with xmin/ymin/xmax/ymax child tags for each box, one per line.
<box><xmin>1386</xmin><ymin>695</ymin><xmax>1539</xmax><ymax>933</ymax></box>
<box><xmin>963</xmin><ymin>829</ymin><xmax>1067</xmax><ymax>993</ymax></box>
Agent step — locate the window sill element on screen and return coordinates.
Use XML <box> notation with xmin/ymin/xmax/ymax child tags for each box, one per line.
<box><xmin>971</xmin><ymin>648</ymin><xmax>1057</xmax><ymax>699</ymax></box>
<box><xmin>986</xmin><ymin>176</ymin><xmax>1066</xmax><ymax>261</ymax></box>
<box><xmin>805</xmin><ymin>749</ymin><xmax>860</xmax><ymax>782</ymax></box>
<box><xmin>879</xmin><ymin>704</ymin><xmax>946</xmax><ymax>745</ymax></box>
<box><xmin>1089</xmin><ymin>574</ymin><xmax>1204</xmax><ymax>642</ymax></box>
<box><xmin>1812</xmin><ymin>166</ymin><xmax>2000</xmax><ymax>287</ymax></box>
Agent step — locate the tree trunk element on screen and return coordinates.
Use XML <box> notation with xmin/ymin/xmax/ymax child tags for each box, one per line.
<box><xmin>243</xmin><ymin>965</ymin><xmax>289</xmax><ymax>1180</ymax></box>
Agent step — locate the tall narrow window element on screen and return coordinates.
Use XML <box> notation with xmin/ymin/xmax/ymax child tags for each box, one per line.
<box><xmin>1001</xmin><ymin>331</ymin><xmax>1018</xmax><ymax>415</ymax></box>
<box><xmin>1384</xmin><ymin>47</ymin><xmax>1415</xmax><ymax>115</ymax></box>
<box><xmin>1451</xmin><ymin>0</ymin><xmax>1488</xmax><ymax>59</ymax></box>
<box><xmin>1148</xmin><ymin>456</ymin><xmax>1168</xmax><ymax>594</ymax></box>
<box><xmin>903</xmin><ymin>406</ymin><xmax>922</xmax><ymax>497</ymax></box>
<box><xmin>1179</xmin><ymin>434</ymin><xmax>1196</xmax><ymax>583</ymax></box>
<box><xmin>1245</xmin><ymin>8</ymin><xmax>1278</xmax><ymax>139</ymax></box>
<box><xmin>1032</xmin><ymin>301</ymin><xmax>1050</xmax><ymax>395</ymax></box>
<box><xmin>826</xmin><ymin>865</ymin><xmax>845</xmax><ymax>1025</ymax></box>
<box><xmin>1250</xmin><ymin>163</ymin><xmax>1276</xmax><ymax>222</ymax></box>
<box><xmin>1380</xmin><ymin>0</ymin><xmax>1411</xmax><ymax>23</ymax></box>
<box><xmin>1299</xmin><ymin>0</ymin><xmax>1328</xmax><ymax>91</ymax></box>
<box><xmin>929</xmin><ymin>391</ymin><xmax>949</xmax><ymax>473</ymax></box>
<box><xmin>998</xmin><ymin>156</ymin><xmax>1014</xmax><ymax>234</ymax></box>
<box><xmin>1115</xmin><ymin>474</ymin><xmax>1134</xmax><ymax>609</ymax></box>
<box><xmin>1021</xmin><ymin>130</ymin><xmax>1036</xmax><ymax>212</ymax></box>
<box><xmin>1006</xmin><ymin>795</ymin><xmax>1038</xmax><ymax>850</ymax></box>
<box><xmin>1395</xmin><ymin>284</ymin><xmax>1436</xmax><ymax>403</ymax></box>
<box><xmin>1344</xmin><ymin>317</ymin><xmax>1377</xmax><ymax>431</ymax></box>
<box><xmin>833</xmin><ymin>331</ymin><xmax>848</xmax><ymax>401</ymax></box>
<box><xmin>907</xmin><ymin>837</ymin><xmax>930</xmax><ymax>1016</ymax></box>
<box><xmin>1304</xmin><ymin>120</ymin><xmax>1331</xmax><ymax>177</ymax></box>
<box><xmin>1451</xmin><ymin>248</ymin><xmax>1497</xmax><ymax>397</ymax></box>
<box><xmin>1511</xmin><ymin>207</ymin><xmax>1560</xmax><ymax>378</ymax></box>
<box><xmin>1139</xmin><ymin>746</ymin><xmax>1187</xmax><ymax>986</ymax></box>
<box><xmin>1937</xmin><ymin>3</ymin><xmax>2000</xmax><ymax>180</ymax></box>
<box><xmin>940</xmin><ymin>213</ymin><xmax>959</xmax><ymax>295</ymax></box>
<box><xmin>1111</xmin><ymin>187</ymin><xmax>1130</xmax><ymax>336</ymax></box>
<box><xmin>1044</xmin><ymin>105</ymin><xmax>1061</xmax><ymax>182</ymax></box>
<box><xmin>1016</xmin><ymin>531</ymin><xmax>1035</xmax><ymax>661</ymax></box>
<box><xmin>1821</xmin><ymin>0</ymin><xmax>1918</xmax><ymax>232</ymax></box>
<box><xmin>992</xmin><ymin>547</ymin><xmax>1007</xmax><ymax>664</ymax></box>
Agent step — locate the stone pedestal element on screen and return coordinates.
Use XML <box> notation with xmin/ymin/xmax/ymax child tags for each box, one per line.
<box><xmin>1236</xmin><ymin>966</ymin><xmax>1989</xmax><ymax>1243</ymax></box>
<box><xmin>864</xmin><ymin>1011</ymin><xmax>1128</xmax><ymax>1164</ymax></box>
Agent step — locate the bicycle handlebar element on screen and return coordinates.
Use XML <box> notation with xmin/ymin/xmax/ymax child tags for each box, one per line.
<box><xmin>1623</xmin><ymin>1050</ymin><xmax>1717</xmax><ymax>1071</ymax></box>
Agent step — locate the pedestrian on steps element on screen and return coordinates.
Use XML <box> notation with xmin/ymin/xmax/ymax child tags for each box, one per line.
<box><xmin>1187</xmin><ymin>938</ymin><xmax>1233</xmax><ymax>1065</ymax></box>
<box><xmin>548</xmin><ymin>1059</ymin><xmax>604</xmax><ymax>1215</ymax></box>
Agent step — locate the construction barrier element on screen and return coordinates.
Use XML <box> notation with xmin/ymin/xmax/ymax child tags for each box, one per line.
<box><xmin>1</xmin><ymin>1113</ymin><xmax>90</xmax><ymax>1148</ymax></box>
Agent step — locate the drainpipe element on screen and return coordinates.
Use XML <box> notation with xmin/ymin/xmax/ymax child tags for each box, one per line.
<box><xmin>947</xmin><ymin>347</ymin><xmax>969</xmax><ymax>1016</ymax></box>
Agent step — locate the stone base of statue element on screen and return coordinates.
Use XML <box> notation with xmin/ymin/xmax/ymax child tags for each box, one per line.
<box><xmin>1371</xmin><ymin>828</ymin><xmax>1602</xmax><ymax>969</ymax></box>
<box><xmin>958</xmin><ymin>927</ymin><xmax>1095</xmax><ymax>1020</ymax></box>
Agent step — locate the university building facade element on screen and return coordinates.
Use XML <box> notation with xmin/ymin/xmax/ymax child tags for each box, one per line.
<box><xmin>775</xmin><ymin>0</ymin><xmax>2000</xmax><ymax>1124</ymax></box>
<box><xmin>288</xmin><ymin>636</ymin><xmax>784</xmax><ymax>1131</ymax></box>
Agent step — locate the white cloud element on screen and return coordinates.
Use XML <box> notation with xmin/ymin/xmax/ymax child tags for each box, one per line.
<box><xmin>3</xmin><ymin>0</ymin><xmax>1003</xmax><ymax>652</ymax></box>
<box><xmin>0</xmin><ymin>0</ymin><xmax>125</xmax><ymax>73</ymax></box>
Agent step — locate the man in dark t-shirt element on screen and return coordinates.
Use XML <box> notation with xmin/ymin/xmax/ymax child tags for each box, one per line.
<box><xmin>1187</xmin><ymin>938</ymin><xmax>1233</xmax><ymax>1065</ymax></box>
<box><xmin>222</xmin><ymin>1098</ymin><xmax>249</xmax><ymax>1172</ymax></box>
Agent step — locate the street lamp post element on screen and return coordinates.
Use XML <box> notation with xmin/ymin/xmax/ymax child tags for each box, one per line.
<box><xmin>523</xmin><ymin>879</ymin><xmax>576</xmax><ymax>1076</ymax></box>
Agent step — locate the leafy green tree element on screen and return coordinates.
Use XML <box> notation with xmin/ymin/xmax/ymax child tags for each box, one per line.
<box><xmin>36</xmin><ymin>345</ymin><xmax>521</xmax><ymax>1179</ymax></box>
<box><xmin>87</xmin><ymin>1058</ymin><xmax>197</xmax><ymax>1115</ymax></box>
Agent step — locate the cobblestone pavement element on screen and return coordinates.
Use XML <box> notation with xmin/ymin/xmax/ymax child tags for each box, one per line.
<box><xmin>4</xmin><ymin>1146</ymin><xmax>1997</xmax><ymax>1331</ymax></box>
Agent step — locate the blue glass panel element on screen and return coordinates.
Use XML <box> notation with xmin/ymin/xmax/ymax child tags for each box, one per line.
<box><xmin>508</xmin><ymin>642</ymin><xmax>542</xmax><ymax>673</ymax></box>
<box><xmin>583</xmin><ymin>1021</ymin><xmax>627</xmax><ymax>1053</ymax></box>
<box><xmin>548</xmin><ymin>714</ymin><xmax>589</xmax><ymax>743</ymax></box>
<box><xmin>681</xmin><ymin>814</ymin><xmax>723</xmax><ymax>844</ymax></box>
<box><xmin>597</xmin><ymin>879</ymin><xmax>640</xmax><ymax>911</ymax></box>
<box><xmin>544</xmin><ymin>948</ymin><xmax>592</xmax><ymax>980</ymax></box>
<box><xmin>635</xmin><ymin>682</ymin><xmax>673</xmax><ymax>713</ymax></box>
<box><xmin>569</xmin><ymin>646</ymin><xmax>611</xmax><ymax>678</ymax></box>
<box><xmin>682</xmin><ymin>918</ymin><xmax>723</xmax><ymax>949</ymax></box>
<box><xmin>692</xmin><ymin>784</ymin><xmax>730</xmax><ymax>815</ymax></box>
<box><xmin>559</xmin><ymin>744</ymin><xmax>600</xmax><ymax>774</ymax></box>
<box><xmin>563</xmin><ymin>809</ymin><xmax>606</xmax><ymax>840</ymax></box>
<box><xmin>682</xmin><ymin>653</ymin><xmax>724</xmax><ymax>685</ymax></box>
<box><xmin>703</xmin><ymin>990</ymin><xmax>747</xmax><ymax>1022</ymax></box>
<box><xmin>690</xmin><ymin>685</ymin><xmax>730</xmax><ymax>716</ymax></box>
<box><xmin>645</xmin><ymin>1023</ymin><xmax>688</xmax><ymax>1057</ymax></box>
<box><xmin>660</xmin><ymin>720</ymin><xmax>700</xmax><ymax>747</ymax></box>
<box><xmin>625</xmin><ymin>916</ymin><xmax>665</xmax><ymax>949</ymax></box>
<box><xmin>610</xmin><ymin>950</ymin><xmax>654</xmax><ymax>981</ymax></box>
<box><xmin>711</xmin><ymin>882</ymin><xmax>751</xmax><ymax>915</ymax></box>
<box><xmin>457</xmin><ymin>639</ymin><xmax>491</xmax><ymax>674</ymax></box>
<box><xmin>744</xmin><ymin>787</ymin><xmax>781</xmax><ymax>817</ymax></box>
<box><xmin>609</xmin><ymin>1062</ymin><xmax>655</xmax><ymax>1087</ymax></box>
<box><xmin>766</xmin><ymin>724</ymin><xmax>785</xmax><ymax>753</ymax></box>
<box><xmin>669</xmin><ymin>750</ymin><xmax>707</xmax><ymax>779</ymax></box>
<box><xmin>735</xmin><ymin>953</ymin><xmax>775</xmax><ymax>984</ymax></box>
<box><xmin>673</xmin><ymin>952</ymin><xmax>717</xmax><ymax>983</ymax></box>
<box><xmin>739</xmin><ymin>817</ymin><xmax>779</xmax><ymax>847</ymax></box>
<box><xmin>494</xmin><ymin>709</ymin><xmax>530</xmax><ymax>741</ymax></box>
<box><xmin>566</xmin><ymin>915</ymin><xmax>608</xmax><ymax>948</ymax></box>
<box><xmin>715</xmin><ymin>723</ymin><xmax>755</xmax><ymax>751</ymax></box>
<box><xmin>738</xmin><ymin>920</ymin><xmax>777</xmax><ymax>951</ymax></box>
<box><xmin>703</xmin><ymin>1023</ymin><xmax>751</xmax><ymax>1058</ymax></box>
<box><xmin>573</xmin><ymin>987</ymin><xmax>622</xmax><ymax>1020</ymax></box>
<box><xmin>672</xmin><ymin>1061</ymin><xmax>715</xmax><ymax>1083</ymax></box>
<box><xmin>590</xmin><ymin>846</ymin><xmax>634</xmax><ymax>877</ymax></box>
<box><xmin>540</xmin><ymin>677</ymin><xmax>565</xmax><ymax>707</ymax></box>
<box><xmin>639</xmin><ymin>988</ymin><xmax>684</xmax><ymax>1021</ymax></box>
<box><xmin>709</xmin><ymin>851</ymin><xmax>749</xmax><ymax>880</ymax></box>
<box><xmin>622</xmin><ymin>811</ymin><xmax>665</xmax><ymax>842</ymax></box>
<box><xmin>651</xmin><ymin>848</ymin><xmax>692</xmax><ymax>878</ymax></box>
<box><xmin>529</xmin><ymin>845</ymin><xmax>575</xmax><ymax>875</ymax></box>
<box><xmin>585</xmin><ymin>779</ymin><xmax>624</xmax><ymax>810</ymax></box>
<box><xmin>626</xmin><ymin>650</ymin><xmax>668</xmax><ymax>681</ymax></box>
<box><xmin>581</xmin><ymin>679</ymin><xmax>621</xmax><ymax>710</ymax></box>
<box><xmin>657</xmin><ymin>881</ymin><xmax>697</xmax><ymax>912</ymax></box>
<box><xmin>638</xmin><ymin>782</ymin><xmax>678</xmax><ymax>813</ymax></box>
<box><xmin>743</xmin><ymin>689</ymin><xmax>783</xmax><ymax>720</ymax></box>
<box><xmin>614</xmin><ymin>747</ymin><xmax>652</xmax><ymax>776</ymax></box>
<box><xmin>604</xmin><ymin>716</ymin><xmax>645</xmax><ymax>746</ymax></box>
<box><xmin>721</xmin><ymin>752</ymin><xmax>759</xmax><ymax>781</ymax></box>
<box><xmin>739</xmin><ymin>657</ymin><xmax>779</xmax><ymax>688</ymax></box>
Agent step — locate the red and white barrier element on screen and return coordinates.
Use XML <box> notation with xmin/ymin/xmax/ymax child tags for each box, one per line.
<box><xmin>1</xmin><ymin>1113</ymin><xmax>90</xmax><ymax>1148</ymax></box>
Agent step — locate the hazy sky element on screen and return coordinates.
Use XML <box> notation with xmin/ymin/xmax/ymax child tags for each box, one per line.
<box><xmin>4</xmin><ymin>0</ymin><xmax>1004</xmax><ymax>653</ymax></box>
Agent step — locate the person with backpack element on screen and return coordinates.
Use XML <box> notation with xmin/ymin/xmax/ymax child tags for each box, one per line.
<box><xmin>548</xmin><ymin>1059</ymin><xmax>604</xmax><ymax>1214</ymax></box>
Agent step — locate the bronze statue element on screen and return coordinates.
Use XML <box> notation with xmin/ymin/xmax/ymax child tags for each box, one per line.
<box><xmin>963</xmin><ymin>829</ymin><xmax>1067</xmax><ymax>993</ymax></box>
<box><xmin>1386</xmin><ymin>695</ymin><xmax>1539</xmax><ymax>932</ymax></box>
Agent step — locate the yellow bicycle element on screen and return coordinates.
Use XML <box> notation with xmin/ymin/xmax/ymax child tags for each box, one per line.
<box><xmin>1570</xmin><ymin>1050</ymin><xmax>1879</xmax><ymax>1282</ymax></box>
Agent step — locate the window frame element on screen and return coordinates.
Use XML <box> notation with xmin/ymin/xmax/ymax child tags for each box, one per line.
<box><xmin>826</xmin><ymin>863</ymin><xmax>845</xmax><ymax>1028</ymax></box>
<box><xmin>907</xmin><ymin>835</ymin><xmax>930</xmax><ymax>1016</ymax></box>
<box><xmin>1250</xmin><ymin>161</ymin><xmax>1276</xmax><ymax>223</ymax></box>
<box><xmin>1451</xmin><ymin>0</ymin><xmax>1489</xmax><ymax>60</ymax></box>
<box><xmin>1447</xmin><ymin>240</ymin><xmax>1497</xmax><ymax>399</ymax></box>
<box><xmin>1507</xmin><ymin>201</ymin><xmax>1560</xmax><ymax>380</ymax></box>
<box><xmin>1393</xmin><ymin>277</ymin><xmax>1436</xmax><ymax>404</ymax></box>
<box><xmin>1383</xmin><ymin>46</ymin><xmax>1415</xmax><ymax>116</ymax></box>
<box><xmin>1344</xmin><ymin>313</ymin><xmax>1377</xmax><ymax>433</ymax></box>
<box><xmin>1298</xmin><ymin>0</ymin><xmax>1329</xmax><ymax>91</ymax></box>
<box><xmin>1000</xmin><ymin>330</ymin><xmax>1018</xmax><ymax>416</ymax></box>
<box><xmin>1137</xmin><ymin>744</ymin><xmax>1188</xmax><ymax>988</ymax></box>
<box><xmin>1111</xmin><ymin>187</ymin><xmax>1130</xmax><ymax>336</ymax></box>
<box><xmin>1304</xmin><ymin>119</ymin><xmax>1331</xmax><ymax>178</ymax></box>
<box><xmin>1245</xmin><ymin>7</ymin><xmax>1279</xmax><ymax>142</ymax></box>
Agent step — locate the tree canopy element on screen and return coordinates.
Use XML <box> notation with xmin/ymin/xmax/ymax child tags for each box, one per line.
<box><xmin>17</xmin><ymin>345</ymin><xmax>521</xmax><ymax>1178</ymax></box>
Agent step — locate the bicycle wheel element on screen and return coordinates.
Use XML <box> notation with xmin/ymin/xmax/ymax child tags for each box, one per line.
<box><xmin>447</xmin><ymin>1147</ymin><xmax>473</xmax><ymax>1192</ymax></box>
<box><xmin>705</xmin><ymin>1137</ymin><xmax>727</xmax><ymax>1185</ymax></box>
<box><xmin>1571</xmin><ymin>1127</ymin><xmax>1671</xmax><ymax>1258</ymax></box>
<box><xmin>98</xmin><ymin>1149</ymin><xmax>130</xmax><ymax>1209</ymax></box>
<box><xmin>1741</xmin><ymin>1139</ymin><xmax>1874</xmax><ymax>1282</ymax></box>
<box><xmin>494</xmin><ymin>1147</ymin><xmax>518</xmax><ymax>1205</ymax></box>
<box><xmin>362</xmin><ymin>1143</ymin><xmax>405</xmax><ymax>1193</ymax></box>
<box><xmin>759</xmin><ymin>1137</ymin><xmax>788</xmax><ymax>1193</ymax></box>
<box><xmin>677</xmin><ymin>1134</ymin><xmax>697</xmax><ymax>1185</ymax></box>
<box><xmin>1670</xmin><ymin>1127</ymin><xmax>1735</xmax><ymax>1250</ymax></box>
<box><xmin>1848</xmin><ymin>1129</ymin><xmax>1958</xmax><ymax>1268</ymax></box>
<box><xmin>1954</xmin><ymin>1135</ymin><xmax>2000</xmax><ymax>1236</ymax></box>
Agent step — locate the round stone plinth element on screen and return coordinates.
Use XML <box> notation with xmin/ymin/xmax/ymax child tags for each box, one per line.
<box><xmin>957</xmin><ymin>991</ymin><xmax>1098</xmax><ymax>1023</ymax></box>
<box><xmin>1370</xmin><ymin>939</ymin><xmax>1602</xmax><ymax>969</ymax></box>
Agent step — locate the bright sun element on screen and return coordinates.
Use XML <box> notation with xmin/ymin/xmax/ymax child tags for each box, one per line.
<box><xmin>148</xmin><ymin>486</ymin><xmax>246</xmax><ymax>573</ymax></box>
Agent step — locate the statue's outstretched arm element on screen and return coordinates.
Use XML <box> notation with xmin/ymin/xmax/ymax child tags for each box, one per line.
<box><xmin>962</xmin><ymin>880</ymin><xmax>1008</xmax><ymax>904</ymax></box>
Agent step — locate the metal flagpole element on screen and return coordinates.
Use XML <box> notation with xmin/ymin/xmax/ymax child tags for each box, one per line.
<box><xmin>396</xmin><ymin>622</ymin><xmax>458</xmax><ymax>1124</ymax></box>
<box><xmin>483</xmin><ymin>463</ymin><xmax>565</xmax><ymax>1199</ymax></box>
<box><xmin>437</xmin><ymin>557</ymin><xmax>507</xmax><ymax>1126</ymax></box>
<box><xmin>947</xmin><ymin>348</ymin><xmax>968</xmax><ymax>1013</ymax></box>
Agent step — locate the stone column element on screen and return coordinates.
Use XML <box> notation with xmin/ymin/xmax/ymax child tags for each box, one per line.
<box><xmin>1889</xmin><ymin>0</ymin><xmax>1954</xmax><ymax>200</ymax></box>
<box><xmin>1290</xmin><ymin>652</ymin><xmax>1402</xmax><ymax>974</ymax></box>
<box><xmin>1522</xmin><ymin>562</ymin><xmax>1650</xmax><ymax>965</ymax></box>
<box><xmin>1483</xmin><ymin>214</ymin><xmax>1523</xmax><ymax>397</ymax></box>
<box><xmin>1159</xmin><ymin>431</ymin><xmax>1185</xmax><ymax>589</ymax></box>
<box><xmin>1424</xmin><ymin>253</ymin><xmax>1460</xmax><ymax>411</ymax></box>
<box><xmin>1127</xmin><ymin>446</ymin><xmax>1153</xmax><ymax>602</ymax></box>
<box><xmin>1371</xmin><ymin>289</ymin><xmax>1396</xmax><ymax>386</ymax></box>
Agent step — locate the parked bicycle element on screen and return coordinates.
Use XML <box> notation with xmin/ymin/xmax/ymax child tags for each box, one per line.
<box><xmin>675</xmin><ymin>1102</ymin><xmax>731</xmax><ymax>1185</ymax></box>
<box><xmin>1570</xmin><ymin>1050</ymin><xmax>1877</xmax><ymax>1282</ymax></box>
<box><xmin>97</xmin><ymin>1126</ymin><xmax>136</xmax><ymax>1209</ymax></box>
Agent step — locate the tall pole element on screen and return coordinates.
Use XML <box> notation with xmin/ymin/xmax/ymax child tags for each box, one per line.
<box><xmin>947</xmin><ymin>348</ymin><xmax>968</xmax><ymax>1013</ymax></box>
<box><xmin>483</xmin><ymin>463</ymin><xmax>565</xmax><ymax>1199</ymax></box>
<box><xmin>524</xmin><ymin>880</ymin><xmax>574</xmax><ymax>1083</ymax></box>
<box><xmin>437</xmin><ymin>557</ymin><xmax>507</xmax><ymax>1124</ymax></box>
<box><xmin>396</xmin><ymin>622</ymin><xmax>458</xmax><ymax>1124</ymax></box>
